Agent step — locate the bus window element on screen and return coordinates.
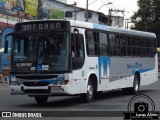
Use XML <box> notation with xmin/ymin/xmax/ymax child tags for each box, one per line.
<box><xmin>130</xmin><ymin>37</ymin><xmax>140</xmax><ymax>56</ymax></box>
<box><xmin>86</xmin><ymin>31</ymin><xmax>96</xmax><ymax>56</ymax></box>
<box><xmin>127</xmin><ymin>36</ymin><xmax>131</xmax><ymax>56</ymax></box>
<box><xmin>148</xmin><ymin>38</ymin><xmax>156</xmax><ymax>57</ymax></box>
<box><xmin>109</xmin><ymin>33</ymin><xmax>119</xmax><ymax>56</ymax></box>
<box><xmin>140</xmin><ymin>37</ymin><xmax>149</xmax><ymax>57</ymax></box>
<box><xmin>14</xmin><ymin>35</ymin><xmax>30</xmax><ymax>61</ymax></box>
<box><xmin>119</xmin><ymin>35</ymin><xmax>127</xmax><ymax>56</ymax></box>
<box><xmin>98</xmin><ymin>32</ymin><xmax>108</xmax><ymax>56</ymax></box>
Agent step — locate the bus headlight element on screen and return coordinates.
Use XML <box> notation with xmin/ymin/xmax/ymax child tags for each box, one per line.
<box><xmin>10</xmin><ymin>74</ymin><xmax>19</xmax><ymax>85</ymax></box>
<box><xmin>10</xmin><ymin>77</ymin><xmax>22</xmax><ymax>85</ymax></box>
<box><xmin>11</xmin><ymin>81</ymin><xmax>17</xmax><ymax>85</ymax></box>
<box><xmin>11</xmin><ymin>80</ymin><xmax>22</xmax><ymax>85</ymax></box>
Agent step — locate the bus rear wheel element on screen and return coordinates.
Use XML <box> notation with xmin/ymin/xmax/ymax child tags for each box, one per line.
<box><xmin>132</xmin><ymin>74</ymin><xmax>140</xmax><ymax>94</ymax></box>
<box><xmin>35</xmin><ymin>97</ymin><xmax>48</xmax><ymax>104</ymax></box>
<box><xmin>123</xmin><ymin>74</ymin><xmax>140</xmax><ymax>95</ymax></box>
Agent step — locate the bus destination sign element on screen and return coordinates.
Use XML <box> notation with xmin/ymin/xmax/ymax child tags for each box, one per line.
<box><xmin>15</xmin><ymin>21</ymin><xmax>70</xmax><ymax>31</ymax></box>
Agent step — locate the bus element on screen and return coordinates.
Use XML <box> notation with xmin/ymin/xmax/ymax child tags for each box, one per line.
<box><xmin>5</xmin><ymin>20</ymin><xmax>158</xmax><ymax>104</ymax></box>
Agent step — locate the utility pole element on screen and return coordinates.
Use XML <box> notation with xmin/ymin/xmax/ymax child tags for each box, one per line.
<box><xmin>6</xmin><ymin>3</ymin><xmax>10</xmax><ymax>27</ymax></box>
<box><xmin>73</xmin><ymin>2</ymin><xmax>77</xmax><ymax>20</ymax></box>
<box><xmin>86</xmin><ymin>0</ymin><xmax>89</xmax><ymax>22</ymax></box>
<box><xmin>6</xmin><ymin>10</ymin><xmax>8</xmax><ymax>27</ymax></box>
<box><xmin>37</xmin><ymin>0</ymin><xmax>43</xmax><ymax>19</ymax></box>
<box><xmin>108</xmin><ymin>9</ymin><xmax>112</xmax><ymax>26</ymax></box>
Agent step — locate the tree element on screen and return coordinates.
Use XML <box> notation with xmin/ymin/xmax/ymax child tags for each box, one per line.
<box><xmin>131</xmin><ymin>0</ymin><xmax>160</xmax><ymax>46</ymax></box>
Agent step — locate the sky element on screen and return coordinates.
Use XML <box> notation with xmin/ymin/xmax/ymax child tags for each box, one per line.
<box><xmin>67</xmin><ymin>0</ymin><xmax>139</xmax><ymax>19</ymax></box>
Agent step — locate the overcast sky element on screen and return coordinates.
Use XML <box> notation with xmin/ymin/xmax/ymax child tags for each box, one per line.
<box><xmin>67</xmin><ymin>0</ymin><xmax>139</xmax><ymax>19</ymax></box>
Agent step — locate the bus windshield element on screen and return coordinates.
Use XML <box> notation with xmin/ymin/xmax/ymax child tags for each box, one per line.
<box><xmin>12</xmin><ymin>31</ymin><xmax>70</xmax><ymax>72</ymax></box>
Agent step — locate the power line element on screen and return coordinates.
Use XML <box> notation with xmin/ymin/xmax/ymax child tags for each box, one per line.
<box><xmin>97</xmin><ymin>3</ymin><xmax>112</xmax><ymax>12</ymax></box>
<box><xmin>95</xmin><ymin>0</ymin><xmax>112</xmax><ymax>14</ymax></box>
<box><xmin>88</xmin><ymin>0</ymin><xmax>99</xmax><ymax>6</ymax></box>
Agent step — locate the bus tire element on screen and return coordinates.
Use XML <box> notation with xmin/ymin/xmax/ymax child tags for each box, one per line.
<box><xmin>81</xmin><ymin>81</ymin><xmax>94</xmax><ymax>103</ymax></box>
<box><xmin>132</xmin><ymin>74</ymin><xmax>140</xmax><ymax>94</ymax></box>
<box><xmin>35</xmin><ymin>97</ymin><xmax>48</xmax><ymax>104</ymax></box>
<box><xmin>123</xmin><ymin>74</ymin><xmax>140</xmax><ymax>95</ymax></box>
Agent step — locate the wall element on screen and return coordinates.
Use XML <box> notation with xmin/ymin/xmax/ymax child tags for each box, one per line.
<box><xmin>43</xmin><ymin>0</ymin><xmax>101</xmax><ymax>24</ymax></box>
<box><xmin>0</xmin><ymin>27</ymin><xmax>13</xmax><ymax>73</ymax></box>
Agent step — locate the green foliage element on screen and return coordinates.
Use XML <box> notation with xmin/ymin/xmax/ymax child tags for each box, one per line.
<box><xmin>131</xmin><ymin>0</ymin><xmax>159</xmax><ymax>31</ymax></box>
<box><xmin>131</xmin><ymin>0</ymin><xmax>160</xmax><ymax>46</ymax></box>
<box><xmin>50</xmin><ymin>8</ymin><xmax>64</xmax><ymax>19</ymax></box>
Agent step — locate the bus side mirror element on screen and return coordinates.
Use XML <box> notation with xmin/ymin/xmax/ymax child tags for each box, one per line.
<box><xmin>4</xmin><ymin>40</ymin><xmax>8</xmax><ymax>53</ymax></box>
<box><xmin>74</xmin><ymin>28</ymin><xmax>79</xmax><ymax>35</ymax></box>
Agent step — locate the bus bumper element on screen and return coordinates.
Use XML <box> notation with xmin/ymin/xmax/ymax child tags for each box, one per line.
<box><xmin>10</xmin><ymin>84</ymin><xmax>70</xmax><ymax>96</ymax></box>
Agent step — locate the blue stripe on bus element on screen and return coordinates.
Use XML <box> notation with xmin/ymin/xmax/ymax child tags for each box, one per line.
<box><xmin>39</xmin><ymin>80</ymin><xmax>63</xmax><ymax>84</ymax></box>
<box><xmin>38</xmin><ymin>77</ymin><xmax>64</xmax><ymax>84</ymax></box>
<box><xmin>93</xmin><ymin>23</ymin><xmax>107</xmax><ymax>31</ymax></box>
<box><xmin>98</xmin><ymin>57</ymin><xmax>110</xmax><ymax>80</ymax></box>
<box><xmin>133</xmin><ymin>68</ymin><xmax>154</xmax><ymax>75</ymax></box>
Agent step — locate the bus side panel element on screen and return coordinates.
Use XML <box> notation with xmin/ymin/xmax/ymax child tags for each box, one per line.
<box><xmin>107</xmin><ymin>76</ymin><xmax>134</xmax><ymax>90</ymax></box>
<box><xmin>107</xmin><ymin>56</ymin><xmax>157</xmax><ymax>90</ymax></box>
<box><xmin>71</xmin><ymin>58</ymin><xmax>99</xmax><ymax>94</ymax></box>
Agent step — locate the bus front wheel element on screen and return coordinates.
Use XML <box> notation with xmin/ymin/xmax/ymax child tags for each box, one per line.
<box><xmin>81</xmin><ymin>81</ymin><xmax>94</xmax><ymax>103</ymax></box>
<box><xmin>35</xmin><ymin>97</ymin><xmax>48</xmax><ymax>104</ymax></box>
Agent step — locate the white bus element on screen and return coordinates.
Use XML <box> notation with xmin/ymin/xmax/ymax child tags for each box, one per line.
<box><xmin>5</xmin><ymin>20</ymin><xmax>158</xmax><ymax>104</ymax></box>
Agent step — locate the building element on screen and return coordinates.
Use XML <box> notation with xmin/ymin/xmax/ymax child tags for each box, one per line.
<box><xmin>41</xmin><ymin>0</ymin><xmax>125</xmax><ymax>27</ymax></box>
<box><xmin>111</xmin><ymin>16</ymin><xmax>124</xmax><ymax>27</ymax></box>
<box><xmin>0</xmin><ymin>12</ymin><xmax>26</xmax><ymax>30</ymax></box>
<box><xmin>0</xmin><ymin>27</ymin><xmax>13</xmax><ymax>74</ymax></box>
<box><xmin>40</xmin><ymin>0</ymin><xmax>110</xmax><ymax>25</ymax></box>
<box><xmin>0</xmin><ymin>0</ymin><xmax>28</xmax><ymax>31</ymax></box>
<box><xmin>0</xmin><ymin>0</ymin><xmax>125</xmax><ymax>31</ymax></box>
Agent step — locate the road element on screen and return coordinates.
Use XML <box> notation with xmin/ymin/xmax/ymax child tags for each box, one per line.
<box><xmin>0</xmin><ymin>79</ymin><xmax>160</xmax><ymax>120</ymax></box>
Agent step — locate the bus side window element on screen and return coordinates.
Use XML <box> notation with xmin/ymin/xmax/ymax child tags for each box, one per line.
<box><xmin>148</xmin><ymin>38</ymin><xmax>156</xmax><ymax>57</ymax></box>
<box><xmin>127</xmin><ymin>36</ymin><xmax>131</xmax><ymax>56</ymax></box>
<box><xmin>140</xmin><ymin>37</ymin><xmax>148</xmax><ymax>57</ymax></box>
<box><xmin>108</xmin><ymin>33</ymin><xmax>117</xmax><ymax>56</ymax></box>
<box><xmin>98</xmin><ymin>32</ymin><xmax>109</xmax><ymax>56</ymax></box>
<box><xmin>119</xmin><ymin>35</ymin><xmax>127</xmax><ymax>56</ymax></box>
<box><xmin>130</xmin><ymin>37</ymin><xmax>140</xmax><ymax>56</ymax></box>
<box><xmin>71</xmin><ymin>33</ymin><xmax>85</xmax><ymax>69</ymax></box>
<box><xmin>86</xmin><ymin>31</ymin><xmax>96</xmax><ymax>56</ymax></box>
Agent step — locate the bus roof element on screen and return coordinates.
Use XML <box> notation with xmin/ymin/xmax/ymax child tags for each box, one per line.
<box><xmin>69</xmin><ymin>20</ymin><xmax>156</xmax><ymax>38</ymax></box>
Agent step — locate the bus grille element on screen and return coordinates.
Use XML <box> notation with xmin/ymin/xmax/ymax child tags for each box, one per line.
<box><xmin>24</xmin><ymin>89</ymin><xmax>50</xmax><ymax>94</ymax></box>
<box><xmin>23</xmin><ymin>82</ymin><xmax>49</xmax><ymax>86</ymax></box>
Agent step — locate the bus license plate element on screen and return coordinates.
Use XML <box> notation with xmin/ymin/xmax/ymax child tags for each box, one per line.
<box><xmin>50</xmin><ymin>86</ymin><xmax>61</xmax><ymax>90</ymax></box>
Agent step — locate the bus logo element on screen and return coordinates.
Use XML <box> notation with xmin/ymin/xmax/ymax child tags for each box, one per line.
<box><xmin>127</xmin><ymin>62</ymin><xmax>142</xmax><ymax>69</ymax></box>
